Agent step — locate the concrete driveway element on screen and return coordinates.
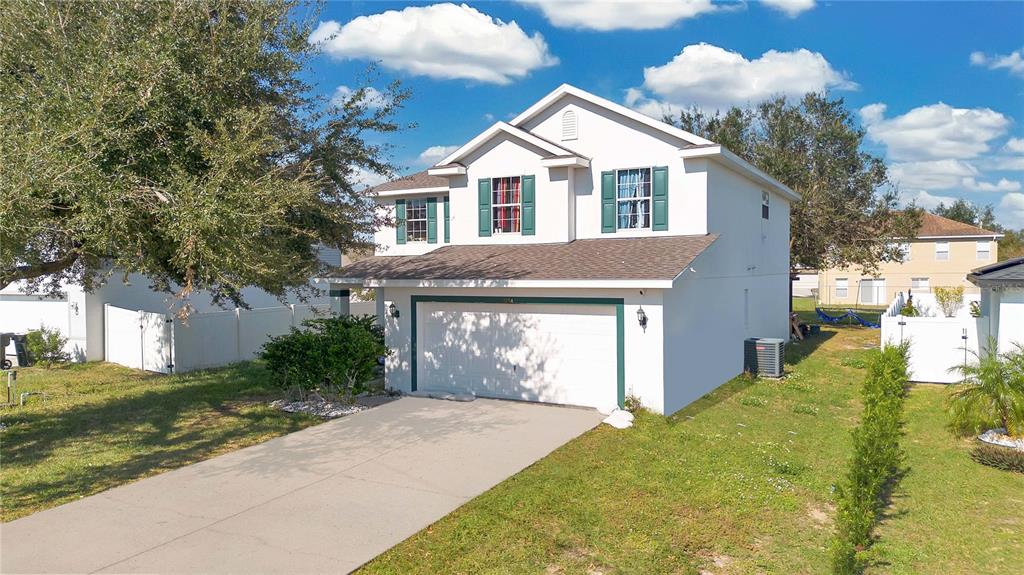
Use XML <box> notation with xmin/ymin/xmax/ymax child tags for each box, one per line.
<box><xmin>1</xmin><ymin>397</ymin><xmax>602</xmax><ymax>574</ymax></box>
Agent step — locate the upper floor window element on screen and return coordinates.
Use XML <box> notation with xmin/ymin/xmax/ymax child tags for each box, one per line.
<box><xmin>890</xmin><ymin>242</ymin><xmax>911</xmax><ymax>262</ymax></box>
<box><xmin>492</xmin><ymin>176</ymin><xmax>521</xmax><ymax>233</ymax></box>
<box><xmin>935</xmin><ymin>241</ymin><xmax>949</xmax><ymax>261</ymax></box>
<box><xmin>561</xmin><ymin>110</ymin><xmax>578</xmax><ymax>141</ymax></box>
<box><xmin>835</xmin><ymin>278</ymin><xmax>848</xmax><ymax>298</ymax></box>
<box><xmin>977</xmin><ymin>240</ymin><xmax>991</xmax><ymax>260</ymax></box>
<box><xmin>406</xmin><ymin>198</ymin><xmax>428</xmax><ymax>242</ymax></box>
<box><xmin>762</xmin><ymin>191</ymin><xmax>770</xmax><ymax>220</ymax></box>
<box><xmin>617</xmin><ymin>168</ymin><xmax>651</xmax><ymax>229</ymax></box>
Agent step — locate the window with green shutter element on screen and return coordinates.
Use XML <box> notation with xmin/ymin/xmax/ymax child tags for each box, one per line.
<box><xmin>443</xmin><ymin>196</ymin><xmax>450</xmax><ymax>243</ymax></box>
<box><xmin>478</xmin><ymin>179</ymin><xmax>492</xmax><ymax>237</ymax></box>
<box><xmin>521</xmin><ymin>175</ymin><xmax>535</xmax><ymax>235</ymax></box>
<box><xmin>601</xmin><ymin>171</ymin><xmax>616</xmax><ymax>233</ymax></box>
<box><xmin>426</xmin><ymin>197</ymin><xmax>438</xmax><ymax>243</ymax></box>
<box><xmin>652</xmin><ymin>166</ymin><xmax>668</xmax><ymax>231</ymax></box>
<box><xmin>395</xmin><ymin>199</ymin><xmax>406</xmax><ymax>245</ymax></box>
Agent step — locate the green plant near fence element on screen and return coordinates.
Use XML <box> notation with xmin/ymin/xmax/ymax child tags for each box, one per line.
<box><xmin>24</xmin><ymin>325</ymin><xmax>70</xmax><ymax>366</ymax></box>
<box><xmin>260</xmin><ymin>315</ymin><xmax>388</xmax><ymax>400</ymax></box>
<box><xmin>830</xmin><ymin>342</ymin><xmax>910</xmax><ymax>575</ymax></box>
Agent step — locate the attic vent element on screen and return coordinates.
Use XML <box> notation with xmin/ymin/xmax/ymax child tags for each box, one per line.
<box><xmin>561</xmin><ymin>109</ymin><xmax>578</xmax><ymax>141</ymax></box>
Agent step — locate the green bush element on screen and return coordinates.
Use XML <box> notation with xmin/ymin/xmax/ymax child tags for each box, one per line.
<box><xmin>260</xmin><ymin>315</ymin><xmax>388</xmax><ymax>400</ymax></box>
<box><xmin>933</xmin><ymin>286</ymin><xmax>964</xmax><ymax>318</ymax></box>
<box><xmin>899</xmin><ymin>299</ymin><xmax>920</xmax><ymax>317</ymax></box>
<box><xmin>970</xmin><ymin>443</ymin><xmax>1024</xmax><ymax>473</ymax></box>
<box><xmin>830</xmin><ymin>343</ymin><xmax>910</xmax><ymax>575</ymax></box>
<box><xmin>24</xmin><ymin>325</ymin><xmax>70</xmax><ymax>366</ymax></box>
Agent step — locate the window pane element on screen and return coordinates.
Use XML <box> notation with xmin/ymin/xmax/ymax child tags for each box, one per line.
<box><xmin>491</xmin><ymin>177</ymin><xmax>521</xmax><ymax>232</ymax></box>
<box><xmin>617</xmin><ymin>199</ymin><xmax>650</xmax><ymax>229</ymax></box>
<box><xmin>405</xmin><ymin>199</ymin><xmax>428</xmax><ymax>242</ymax></box>
<box><xmin>492</xmin><ymin>205</ymin><xmax>520</xmax><ymax>233</ymax></box>
<box><xmin>616</xmin><ymin>168</ymin><xmax>651</xmax><ymax>199</ymax></box>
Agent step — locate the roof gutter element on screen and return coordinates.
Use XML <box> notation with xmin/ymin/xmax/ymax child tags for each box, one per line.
<box><xmin>314</xmin><ymin>277</ymin><xmax>674</xmax><ymax>289</ymax></box>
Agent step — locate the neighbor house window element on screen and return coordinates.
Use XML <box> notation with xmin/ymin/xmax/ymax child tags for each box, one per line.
<box><xmin>935</xmin><ymin>241</ymin><xmax>949</xmax><ymax>261</ymax></box>
<box><xmin>911</xmin><ymin>277</ymin><xmax>929</xmax><ymax>291</ymax></box>
<box><xmin>405</xmin><ymin>198</ymin><xmax>428</xmax><ymax>242</ymax></box>
<box><xmin>835</xmin><ymin>278</ymin><xmax>848</xmax><ymax>298</ymax></box>
<box><xmin>762</xmin><ymin>191</ymin><xmax>770</xmax><ymax>220</ymax></box>
<box><xmin>977</xmin><ymin>240</ymin><xmax>991</xmax><ymax>260</ymax></box>
<box><xmin>492</xmin><ymin>176</ymin><xmax>521</xmax><ymax>233</ymax></box>
<box><xmin>898</xmin><ymin>242</ymin><xmax>911</xmax><ymax>262</ymax></box>
<box><xmin>616</xmin><ymin>168</ymin><xmax>651</xmax><ymax>229</ymax></box>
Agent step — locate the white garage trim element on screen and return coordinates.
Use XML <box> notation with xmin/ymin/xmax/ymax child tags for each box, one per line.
<box><xmin>409</xmin><ymin>295</ymin><xmax>625</xmax><ymax>408</ymax></box>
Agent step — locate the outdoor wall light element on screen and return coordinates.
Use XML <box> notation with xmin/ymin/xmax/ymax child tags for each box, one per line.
<box><xmin>388</xmin><ymin>302</ymin><xmax>400</xmax><ymax>318</ymax></box>
<box><xmin>636</xmin><ymin>306</ymin><xmax>648</xmax><ymax>332</ymax></box>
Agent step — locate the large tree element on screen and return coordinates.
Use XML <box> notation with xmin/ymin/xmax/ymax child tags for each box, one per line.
<box><xmin>0</xmin><ymin>0</ymin><xmax>407</xmax><ymax>309</ymax></box>
<box><xmin>932</xmin><ymin>199</ymin><xmax>999</xmax><ymax>231</ymax></box>
<box><xmin>668</xmin><ymin>94</ymin><xmax>921</xmax><ymax>273</ymax></box>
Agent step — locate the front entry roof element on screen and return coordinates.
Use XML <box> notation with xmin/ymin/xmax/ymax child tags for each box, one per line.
<box><xmin>320</xmin><ymin>235</ymin><xmax>717</xmax><ymax>289</ymax></box>
<box><xmin>968</xmin><ymin>257</ymin><xmax>1024</xmax><ymax>288</ymax></box>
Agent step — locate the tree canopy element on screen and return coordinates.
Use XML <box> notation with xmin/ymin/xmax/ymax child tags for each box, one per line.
<box><xmin>667</xmin><ymin>93</ymin><xmax>921</xmax><ymax>273</ymax></box>
<box><xmin>931</xmin><ymin>199</ymin><xmax>999</xmax><ymax>231</ymax></box>
<box><xmin>0</xmin><ymin>0</ymin><xmax>407</xmax><ymax>308</ymax></box>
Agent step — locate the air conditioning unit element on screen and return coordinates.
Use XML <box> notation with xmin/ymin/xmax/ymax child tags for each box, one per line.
<box><xmin>744</xmin><ymin>337</ymin><xmax>785</xmax><ymax>378</ymax></box>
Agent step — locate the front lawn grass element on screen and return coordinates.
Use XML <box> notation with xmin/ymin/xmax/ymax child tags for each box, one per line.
<box><xmin>362</xmin><ymin>324</ymin><xmax>1024</xmax><ymax>574</ymax></box>
<box><xmin>0</xmin><ymin>361</ymin><xmax>318</xmax><ymax>522</ymax></box>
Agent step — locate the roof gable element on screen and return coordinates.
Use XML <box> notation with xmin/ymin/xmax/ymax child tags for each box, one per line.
<box><xmin>435</xmin><ymin>121</ymin><xmax>586</xmax><ymax>167</ymax></box>
<box><xmin>917</xmin><ymin>212</ymin><xmax>1002</xmax><ymax>238</ymax></box>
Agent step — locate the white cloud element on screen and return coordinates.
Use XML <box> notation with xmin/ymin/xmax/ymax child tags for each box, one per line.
<box><xmin>969</xmin><ymin>48</ymin><xmax>1024</xmax><ymax>77</ymax></box>
<box><xmin>624</xmin><ymin>87</ymin><xmax>683</xmax><ymax>120</ymax></box>
<box><xmin>332</xmin><ymin>85</ymin><xmax>389</xmax><ymax>108</ymax></box>
<box><xmin>518</xmin><ymin>0</ymin><xmax>718</xmax><ymax>31</ymax></box>
<box><xmin>483</xmin><ymin>113</ymin><xmax>495</xmax><ymax>122</ymax></box>
<box><xmin>761</xmin><ymin>0</ymin><xmax>816</xmax><ymax>17</ymax></box>
<box><xmin>962</xmin><ymin>177</ymin><xmax>1022</xmax><ymax>193</ymax></box>
<box><xmin>1004</xmin><ymin>137</ymin><xmax>1024</xmax><ymax>154</ymax></box>
<box><xmin>631</xmin><ymin>43</ymin><xmax>855</xmax><ymax>113</ymax></box>
<box><xmin>352</xmin><ymin>166</ymin><xmax>390</xmax><ymax>189</ymax></box>
<box><xmin>311</xmin><ymin>4</ymin><xmax>557</xmax><ymax>85</ymax></box>
<box><xmin>999</xmin><ymin>192</ymin><xmax>1024</xmax><ymax>229</ymax></box>
<box><xmin>900</xmin><ymin>190</ymin><xmax>958</xmax><ymax>210</ymax></box>
<box><xmin>860</xmin><ymin>102</ymin><xmax>1011</xmax><ymax>162</ymax></box>
<box><xmin>417</xmin><ymin>145</ymin><xmax>459</xmax><ymax>165</ymax></box>
<box><xmin>888</xmin><ymin>160</ymin><xmax>978</xmax><ymax>190</ymax></box>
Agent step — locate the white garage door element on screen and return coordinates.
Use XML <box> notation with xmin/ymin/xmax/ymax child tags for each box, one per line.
<box><xmin>418</xmin><ymin>302</ymin><xmax>618</xmax><ymax>408</ymax></box>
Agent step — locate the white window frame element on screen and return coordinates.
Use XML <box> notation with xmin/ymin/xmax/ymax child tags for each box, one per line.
<box><xmin>976</xmin><ymin>240</ymin><xmax>991</xmax><ymax>260</ymax></box>
<box><xmin>491</xmin><ymin>176</ymin><xmax>521</xmax><ymax>234</ymax></box>
<box><xmin>405</xmin><ymin>198</ymin><xmax>428</xmax><ymax>243</ymax></box>
<box><xmin>835</xmin><ymin>278</ymin><xmax>848</xmax><ymax>298</ymax></box>
<box><xmin>935</xmin><ymin>241</ymin><xmax>950</xmax><ymax>261</ymax></box>
<box><xmin>898</xmin><ymin>242</ymin><xmax>911</xmax><ymax>262</ymax></box>
<box><xmin>911</xmin><ymin>277</ymin><xmax>929</xmax><ymax>291</ymax></box>
<box><xmin>615</xmin><ymin>167</ymin><xmax>652</xmax><ymax>230</ymax></box>
<box><xmin>762</xmin><ymin>191</ymin><xmax>770</xmax><ymax>220</ymax></box>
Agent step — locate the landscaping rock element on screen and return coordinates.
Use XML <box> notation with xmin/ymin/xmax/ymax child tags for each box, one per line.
<box><xmin>978</xmin><ymin>428</ymin><xmax>1024</xmax><ymax>452</ymax></box>
<box><xmin>409</xmin><ymin>389</ymin><xmax>476</xmax><ymax>402</ymax></box>
<box><xmin>602</xmin><ymin>409</ymin><xmax>634</xmax><ymax>429</ymax></box>
<box><xmin>270</xmin><ymin>399</ymin><xmax>366</xmax><ymax>419</ymax></box>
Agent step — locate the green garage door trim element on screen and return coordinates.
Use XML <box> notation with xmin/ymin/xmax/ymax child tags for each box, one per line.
<box><xmin>409</xmin><ymin>295</ymin><xmax>625</xmax><ymax>408</ymax></box>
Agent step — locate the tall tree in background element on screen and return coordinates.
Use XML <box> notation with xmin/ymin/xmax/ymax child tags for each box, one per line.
<box><xmin>668</xmin><ymin>94</ymin><xmax>921</xmax><ymax>273</ymax></box>
<box><xmin>932</xmin><ymin>199</ymin><xmax>998</xmax><ymax>231</ymax></box>
<box><xmin>0</xmin><ymin>0</ymin><xmax>408</xmax><ymax>309</ymax></box>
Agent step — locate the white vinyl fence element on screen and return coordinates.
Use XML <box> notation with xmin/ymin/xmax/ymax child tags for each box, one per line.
<box><xmin>104</xmin><ymin>303</ymin><xmax>332</xmax><ymax>373</ymax></box>
<box><xmin>880</xmin><ymin>292</ymin><xmax>987</xmax><ymax>383</ymax></box>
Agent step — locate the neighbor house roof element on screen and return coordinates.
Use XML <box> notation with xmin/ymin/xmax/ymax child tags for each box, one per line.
<box><xmin>916</xmin><ymin>212</ymin><xmax>1003</xmax><ymax>238</ymax></box>
<box><xmin>322</xmin><ymin>235</ymin><xmax>717</xmax><ymax>288</ymax></box>
<box><xmin>967</xmin><ymin>257</ymin><xmax>1024</xmax><ymax>288</ymax></box>
<box><xmin>372</xmin><ymin>170</ymin><xmax>449</xmax><ymax>194</ymax></box>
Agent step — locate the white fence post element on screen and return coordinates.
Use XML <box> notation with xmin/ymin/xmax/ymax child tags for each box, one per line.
<box><xmin>235</xmin><ymin>308</ymin><xmax>242</xmax><ymax>363</ymax></box>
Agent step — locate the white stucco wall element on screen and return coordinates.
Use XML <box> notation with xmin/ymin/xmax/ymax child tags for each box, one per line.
<box><xmin>993</xmin><ymin>288</ymin><xmax>1024</xmax><ymax>352</ymax></box>
<box><xmin>378</xmin><ymin>286</ymin><xmax>667</xmax><ymax>414</ymax></box>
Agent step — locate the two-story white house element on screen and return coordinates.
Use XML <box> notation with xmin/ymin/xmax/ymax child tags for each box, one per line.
<box><xmin>325</xmin><ymin>84</ymin><xmax>798</xmax><ymax>415</ymax></box>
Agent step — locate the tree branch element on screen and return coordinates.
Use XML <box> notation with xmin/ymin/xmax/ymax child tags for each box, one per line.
<box><xmin>0</xmin><ymin>253</ymin><xmax>79</xmax><ymax>290</ymax></box>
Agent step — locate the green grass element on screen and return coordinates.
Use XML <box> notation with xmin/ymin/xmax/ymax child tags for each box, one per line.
<box><xmin>362</xmin><ymin>322</ymin><xmax>1023</xmax><ymax>574</ymax></box>
<box><xmin>792</xmin><ymin>295</ymin><xmax>885</xmax><ymax>326</ymax></box>
<box><xmin>0</xmin><ymin>361</ymin><xmax>319</xmax><ymax>522</ymax></box>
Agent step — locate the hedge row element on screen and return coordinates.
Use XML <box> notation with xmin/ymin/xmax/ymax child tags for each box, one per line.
<box><xmin>830</xmin><ymin>343</ymin><xmax>910</xmax><ymax>575</ymax></box>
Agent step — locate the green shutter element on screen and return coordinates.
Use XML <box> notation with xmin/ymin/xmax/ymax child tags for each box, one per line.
<box><xmin>601</xmin><ymin>170</ymin><xmax>616</xmax><ymax>233</ymax></box>
<box><xmin>652</xmin><ymin>166</ymin><xmax>668</xmax><ymax>231</ymax></box>
<box><xmin>521</xmin><ymin>175</ymin><xmax>535</xmax><ymax>236</ymax></box>
<box><xmin>478</xmin><ymin>178</ymin><xmax>492</xmax><ymax>237</ymax></box>
<box><xmin>426</xmin><ymin>197</ymin><xmax>438</xmax><ymax>244</ymax></box>
<box><xmin>443</xmin><ymin>196</ymin><xmax>450</xmax><ymax>243</ymax></box>
<box><xmin>395</xmin><ymin>199</ymin><xmax>406</xmax><ymax>245</ymax></box>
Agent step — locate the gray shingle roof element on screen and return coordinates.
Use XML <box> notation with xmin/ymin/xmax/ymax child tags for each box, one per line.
<box><xmin>373</xmin><ymin>170</ymin><xmax>449</xmax><ymax>193</ymax></box>
<box><xmin>334</xmin><ymin>235</ymin><xmax>717</xmax><ymax>282</ymax></box>
<box><xmin>968</xmin><ymin>257</ymin><xmax>1024</xmax><ymax>288</ymax></box>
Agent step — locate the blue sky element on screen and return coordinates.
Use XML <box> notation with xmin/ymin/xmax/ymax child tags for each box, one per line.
<box><xmin>305</xmin><ymin>1</ymin><xmax>1024</xmax><ymax>228</ymax></box>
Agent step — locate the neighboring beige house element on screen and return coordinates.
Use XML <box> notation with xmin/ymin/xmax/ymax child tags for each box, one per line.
<box><xmin>818</xmin><ymin>213</ymin><xmax>1003</xmax><ymax>307</ymax></box>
